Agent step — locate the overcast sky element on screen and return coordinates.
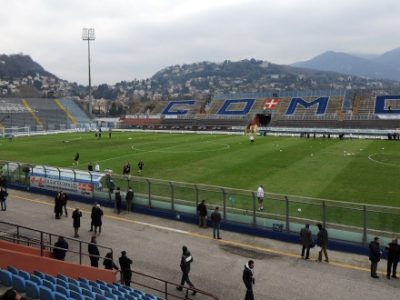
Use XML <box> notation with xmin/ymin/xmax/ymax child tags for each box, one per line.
<box><xmin>1</xmin><ymin>0</ymin><xmax>399</xmax><ymax>85</ymax></box>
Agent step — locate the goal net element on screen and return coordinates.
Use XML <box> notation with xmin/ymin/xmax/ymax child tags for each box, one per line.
<box><xmin>0</xmin><ymin>126</ymin><xmax>30</xmax><ymax>138</ymax></box>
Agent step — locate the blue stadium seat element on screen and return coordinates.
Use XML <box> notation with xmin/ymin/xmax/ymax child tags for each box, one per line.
<box><xmin>55</xmin><ymin>284</ymin><xmax>70</xmax><ymax>297</ymax></box>
<box><xmin>81</xmin><ymin>288</ymin><xmax>95</xmax><ymax>299</ymax></box>
<box><xmin>56</xmin><ymin>278</ymin><xmax>69</xmax><ymax>288</ymax></box>
<box><xmin>68</xmin><ymin>277</ymin><xmax>80</xmax><ymax>286</ymax></box>
<box><xmin>142</xmin><ymin>296</ymin><xmax>154</xmax><ymax>300</ymax></box>
<box><xmin>0</xmin><ymin>269</ymin><xmax>13</xmax><ymax>286</ymax></box>
<box><xmin>40</xmin><ymin>286</ymin><xmax>55</xmax><ymax>300</ymax></box>
<box><xmin>129</xmin><ymin>291</ymin><xmax>141</xmax><ymax>298</ymax></box>
<box><xmin>95</xmin><ymin>294</ymin><xmax>107</xmax><ymax>300</ymax></box>
<box><xmin>111</xmin><ymin>290</ymin><xmax>124</xmax><ymax>298</ymax></box>
<box><xmin>12</xmin><ymin>274</ymin><xmax>26</xmax><ymax>292</ymax></box>
<box><xmin>78</xmin><ymin>277</ymin><xmax>89</xmax><ymax>284</ymax></box>
<box><xmin>45</xmin><ymin>274</ymin><xmax>57</xmax><ymax>284</ymax></box>
<box><xmin>98</xmin><ymin>284</ymin><xmax>111</xmax><ymax>293</ymax></box>
<box><xmin>84</xmin><ymin>297</ymin><xmax>94</xmax><ymax>300</ymax></box>
<box><xmin>31</xmin><ymin>274</ymin><xmax>43</xmax><ymax>285</ymax></box>
<box><xmin>18</xmin><ymin>270</ymin><xmax>31</xmax><ymax>280</ymax></box>
<box><xmin>103</xmin><ymin>290</ymin><xmax>117</xmax><ymax>300</ymax></box>
<box><xmin>79</xmin><ymin>282</ymin><xmax>91</xmax><ymax>291</ymax></box>
<box><xmin>91</xmin><ymin>286</ymin><xmax>103</xmax><ymax>295</ymax></box>
<box><xmin>34</xmin><ymin>270</ymin><xmax>46</xmax><ymax>279</ymax></box>
<box><xmin>69</xmin><ymin>290</ymin><xmax>85</xmax><ymax>300</ymax></box>
<box><xmin>68</xmin><ymin>283</ymin><xmax>82</xmax><ymax>294</ymax></box>
<box><xmin>132</xmin><ymin>289</ymin><xmax>144</xmax><ymax>296</ymax></box>
<box><xmin>144</xmin><ymin>293</ymin><xmax>157</xmax><ymax>300</ymax></box>
<box><xmin>88</xmin><ymin>281</ymin><xmax>100</xmax><ymax>289</ymax></box>
<box><xmin>57</xmin><ymin>274</ymin><xmax>69</xmax><ymax>282</ymax></box>
<box><xmin>54</xmin><ymin>291</ymin><xmax>68</xmax><ymax>300</ymax></box>
<box><xmin>43</xmin><ymin>279</ymin><xmax>56</xmax><ymax>291</ymax></box>
<box><xmin>124</xmin><ymin>295</ymin><xmax>137</xmax><ymax>300</ymax></box>
<box><xmin>26</xmin><ymin>280</ymin><xmax>40</xmax><ymax>299</ymax></box>
<box><xmin>7</xmin><ymin>266</ymin><xmax>19</xmax><ymax>275</ymax></box>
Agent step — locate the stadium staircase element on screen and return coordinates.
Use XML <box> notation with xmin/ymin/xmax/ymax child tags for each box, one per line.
<box><xmin>59</xmin><ymin>99</ymin><xmax>92</xmax><ymax>128</ymax></box>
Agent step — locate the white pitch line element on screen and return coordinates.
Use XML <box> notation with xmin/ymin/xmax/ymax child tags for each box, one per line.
<box><xmin>367</xmin><ymin>153</ymin><xmax>400</xmax><ymax>167</ymax></box>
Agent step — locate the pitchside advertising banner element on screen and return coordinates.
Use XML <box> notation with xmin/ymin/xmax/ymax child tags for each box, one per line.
<box><xmin>30</xmin><ymin>166</ymin><xmax>103</xmax><ymax>197</ymax></box>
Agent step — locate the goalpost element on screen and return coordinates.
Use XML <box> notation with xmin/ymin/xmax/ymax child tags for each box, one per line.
<box><xmin>0</xmin><ymin>126</ymin><xmax>30</xmax><ymax>138</ymax></box>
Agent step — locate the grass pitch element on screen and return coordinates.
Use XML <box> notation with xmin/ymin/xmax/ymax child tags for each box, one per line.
<box><xmin>1</xmin><ymin>131</ymin><xmax>400</xmax><ymax>207</ymax></box>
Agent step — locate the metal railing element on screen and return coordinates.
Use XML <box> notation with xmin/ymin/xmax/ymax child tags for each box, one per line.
<box><xmin>0</xmin><ymin>220</ymin><xmax>113</xmax><ymax>265</ymax></box>
<box><xmin>1</xmin><ymin>160</ymin><xmax>400</xmax><ymax>246</ymax></box>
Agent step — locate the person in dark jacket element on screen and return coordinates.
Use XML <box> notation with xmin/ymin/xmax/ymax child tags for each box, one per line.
<box><xmin>316</xmin><ymin>223</ymin><xmax>329</xmax><ymax>262</ymax></box>
<box><xmin>242</xmin><ymin>260</ymin><xmax>255</xmax><ymax>300</ymax></box>
<box><xmin>103</xmin><ymin>251</ymin><xmax>119</xmax><ymax>271</ymax></box>
<box><xmin>92</xmin><ymin>204</ymin><xmax>103</xmax><ymax>234</ymax></box>
<box><xmin>61</xmin><ymin>192</ymin><xmax>69</xmax><ymax>217</ymax></box>
<box><xmin>115</xmin><ymin>187</ymin><xmax>122</xmax><ymax>214</ymax></box>
<box><xmin>88</xmin><ymin>236</ymin><xmax>100</xmax><ymax>267</ymax></box>
<box><xmin>197</xmin><ymin>200</ymin><xmax>208</xmax><ymax>228</ymax></box>
<box><xmin>211</xmin><ymin>206</ymin><xmax>222</xmax><ymax>239</ymax></box>
<box><xmin>300</xmin><ymin>224</ymin><xmax>313</xmax><ymax>259</ymax></box>
<box><xmin>369</xmin><ymin>236</ymin><xmax>381</xmax><ymax>278</ymax></box>
<box><xmin>0</xmin><ymin>187</ymin><xmax>8</xmax><ymax>211</ymax></box>
<box><xmin>2</xmin><ymin>287</ymin><xmax>33</xmax><ymax>300</ymax></box>
<box><xmin>138</xmin><ymin>160</ymin><xmax>144</xmax><ymax>175</ymax></box>
<box><xmin>385</xmin><ymin>238</ymin><xmax>400</xmax><ymax>279</ymax></box>
<box><xmin>119</xmin><ymin>251</ymin><xmax>133</xmax><ymax>286</ymax></box>
<box><xmin>72</xmin><ymin>208</ymin><xmax>82</xmax><ymax>238</ymax></box>
<box><xmin>53</xmin><ymin>236</ymin><xmax>69</xmax><ymax>261</ymax></box>
<box><xmin>176</xmin><ymin>246</ymin><xmax>196</xmax><ymax>295</ymax></box>
<box><xmin>54</xmin><ymin>191</ymin><xmax>63</xmax><ymax>219</ymax></box>
<box><xmin>89</xmin><ymin>202</ymin><xmax>97</xmax><ymax>232</ymax></box>
<box><xmin>125</xmin><ymin>187</ymin><xmax>134</xmax><ymax>212</ymax></box>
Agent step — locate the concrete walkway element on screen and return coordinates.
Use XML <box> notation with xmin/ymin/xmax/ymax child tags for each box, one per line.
<box><xmin>1</xmin><ymin>189</ymin><xmax>399</xmax><ymax>300</ymax></box>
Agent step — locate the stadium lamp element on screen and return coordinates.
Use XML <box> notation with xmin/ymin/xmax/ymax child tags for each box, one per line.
<box><xmin>82</xmin><ymin>28</ymin><xmax>95</xmax><ymax>117</ymax></box>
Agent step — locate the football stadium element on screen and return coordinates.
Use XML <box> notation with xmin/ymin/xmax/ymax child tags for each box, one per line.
<box><xmin>0</xmin><ymin>90</ymin><xmax>400</xmax><ymax>299</ymax></box>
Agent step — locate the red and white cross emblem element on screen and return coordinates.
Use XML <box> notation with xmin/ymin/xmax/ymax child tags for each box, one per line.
<box><xmin>263</xmin><ymin>98</ymin><xmax>279</xmax><ymax>110</ymax></box>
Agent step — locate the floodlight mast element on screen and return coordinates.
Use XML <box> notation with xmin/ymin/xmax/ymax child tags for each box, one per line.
<box><xmin>82</xmin><ymin>28</ymin><xmax>95</xmax><ymax>117</ymax></box>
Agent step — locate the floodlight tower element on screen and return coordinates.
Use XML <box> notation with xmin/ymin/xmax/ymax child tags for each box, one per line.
<box><xmin>82</xmin><ymin>28</ymin><xmax>95</xmax><ymax>116</ymax></box>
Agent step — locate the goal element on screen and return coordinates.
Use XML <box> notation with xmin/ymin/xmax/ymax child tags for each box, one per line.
<box><xmin>0</xmin><ymin>126</ymin><xmax>30</xmax><ymax>138</ymax></box>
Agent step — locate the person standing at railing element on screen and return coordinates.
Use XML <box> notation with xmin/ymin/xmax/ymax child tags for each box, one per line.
<box><xmin>211</xmin><ymin>206</ymin><xmax>222</xmax><ymax>239</ymax></box>
<box><xmin>89</xmin><ymin>202</ymin><xmax>97</xmax><ymax>232</ymax></box>
<box><xmin>385</xmin><ymin>238</ymin><xmax>399</xmax><ymax>279</ymax></box>
<box><xmin>256</xmin><ymin>185</ymin><xmax>264</xmax><ymax>211</ymax></box>
<box><xmin>53</xmin><ymin>236</ymin><xmax>69</xmax><ymax>261</ymax></box>
<box><xmin>0</xmin><ymin>186</ymin><xmax>8</xmax><ymax>211</ymax></box>
<box><xmin>125</xmin><ymin>186</ymin><xmax>134</xmax><ymax>212</ymax></box>
<box><xmin>88</xmin><ymin>235</ymin><xmax>100</xmax><ymax>267</ymax></box>
<box><xmin>61</xmin><ymin>191</ymin><xmax>69</xmax><ymax>217</ymax></box>
<box><xmin>115</xmin><ymin>187</ymin><xmax>122</xmax><ymax>214</ymax></box>
<box><xmin>54</xmin><ymin>191</ymin><xmax>63</xmax><ymax>219</ymax></box>
<box><xmin>369</xmin><ymin>236</ymin><xmax>382</xmax><ymax>279</ymax></box>
<box><xmin>197</xmin><ymin>200</ymin><xmax>208</xmax><ymax>228</ymax></box>
<box><xmin>300</xmin><ymin>224</ymin><xmax>313</xmax><ymax>260</ymax></box>
<box><xmin>103</xmin><ymin>251</ymin><xmax>119</xmax><ymax>270</ymax></box>
<box><xmin>72</xmin><ymin>207</ymin><xmax>82</xmax><ymax>238</ymax></box>
<box><xmin>92</xmin><ymin>204</ymin><xmax>104</xmax><ymax>234</ymax></box>
<box><xmin>316</xmin><ymin>223</ymin><xmax>329</xmax><ymax>263</ymax></box>
<box><xmin>119</xmin><ymin>251</ymin><xmax>133</xmax><ymax>286</ymax></box>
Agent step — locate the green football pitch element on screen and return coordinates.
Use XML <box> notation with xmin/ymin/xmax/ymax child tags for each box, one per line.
<box><xmin>1</xmin><ymin>131</ymin><xmax>400</xmax><ymax>207</ymax></box>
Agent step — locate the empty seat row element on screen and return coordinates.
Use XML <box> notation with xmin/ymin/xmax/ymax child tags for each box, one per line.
<box><xmin>0</xmin><ymin>266</ymin><xmax>163</xmax><ymax>300</ymax></box>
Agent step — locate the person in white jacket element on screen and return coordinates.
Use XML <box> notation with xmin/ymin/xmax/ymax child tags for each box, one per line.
<box><xmin>257</xmin><ymin>185</ymin><xmax>264</xmax><ymax>211</ymax></box>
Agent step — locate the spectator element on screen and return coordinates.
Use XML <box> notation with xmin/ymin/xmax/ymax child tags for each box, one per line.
<box><xmin>176</xmin><ymin>246</ymin><xmax>196</xmax><ymax>295</ymax></box>
<box><xmin>53</xmin><ymin>236</ymin><xmax>68</xmax><ymax>261</ymax></box>
<box><xmin>1</xmin><ymin>288</ymin><xmax>32</xmax><ymax>300</ymax></box>
<box><xmin>119</xmin><ymin>251</ymin><xmax>133</xmax><ymax>286</ymax></box>
<box><xmin>197</xmin><ymin>200</ymin><xmax>208</xmax><ymax>228</ymax></box>
<box><xmin>123</xmin><ymin>162</ymin><xmax>131</xmax><ymax>176</ymax></box>
<box><xmin>211</xmin><ymin>206</ymin><xmax>222</xmax><ymax>239</ymax></box>
<box><xmin>88</xmin><ymin>162</ymin><xmax>94</xmax><ymax>172</ymax></box>
<box><xmin>369</xmin><ymin>237</ymin><xmax>381</xmax><ymax>278</ymax></box>
<box><xmin>72</xmin><ymin>207</ymin><xmax>82</xmax><ymax>238</ymax></box>
<box><xmin>316</xmin><ymin>223</ymin><xmax>329</xmax><ymax>262</ymax></box>
<box><xmin>115</xmin><ymin>187</ymin><xmax>122</xmax><ymax>214</ymax></box>
<box><xmin>61</xmin><ymin>191</ymin><xmax>69</xmax><ymax>217</ymax></box>
<box><xmin>257</xmin><ymin>185</ymin><xmax>264</xmax><ymax>211</ymax></box>
<box><xmin>0</xmin><ymin>186</ymin><xmax>8</xmax><ymax>211</ymax></box>
<box><xmin>103</xmin><ymin>251</ymin><xmax>119</xmax><ymax>270</ymax></box>
<box><xmin>88</xmin><ymin>236</ymin><xmax>100</xmax><ymax>267</ymax></box>
<box><xmin>385</xmin><ymin>238</ymin><xmax>400</xmax><ymax>279</ymax></box>
<box><xmin>93</xmin><ymin>204</ymin><xmax>103</xmax><ymax>234</ymax></box>
<box><xmin>243</xmin><ymin>260</ymin><xmax>255</xmax><ymax>300</ymax></box>
<box><xmin>95</xmin><ymin>162</ymin><xmax>100</xmax><ymax>172</ymax></box>
<box><xmin>54</xmin><ymin>191</ymin><xmax>63</xmax><ymax>219</ymax></box>
<box><xmin>125</xmin><ymin>187</ymin><xmax>134</xmax><ymax>212</ymax></box>
<box><xmin>300</xmin><ymin>224</ymin><xmax>313</xmax><ymax>260</ymax></box>
<box><xmin>89</xmin><ymin>202</ymin><xmax>97</xmax><ymax>232</ymax></box>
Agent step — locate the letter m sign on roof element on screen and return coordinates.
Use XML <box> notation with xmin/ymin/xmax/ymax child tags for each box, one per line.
<box><xmin>285</xmin><ymin>97</ymin><xmax>329</xmax><ymax>115</ymax></box>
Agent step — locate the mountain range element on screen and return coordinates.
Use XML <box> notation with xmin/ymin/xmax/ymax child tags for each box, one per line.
<box><xmin>0</xmin><ymin>54</ymin><xmax>56</xmax><ymax>79</ymax></box>
<box><xmin>292</xmin><ymin>48</ymin><xmax>400</xmax><ymax>81</ymax></box>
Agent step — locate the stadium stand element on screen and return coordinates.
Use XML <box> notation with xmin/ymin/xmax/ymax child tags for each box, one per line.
<box><xmin>59</xmin><ymin>99</ymin><xmax>92</xmax><ymax>128</ymax></box>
